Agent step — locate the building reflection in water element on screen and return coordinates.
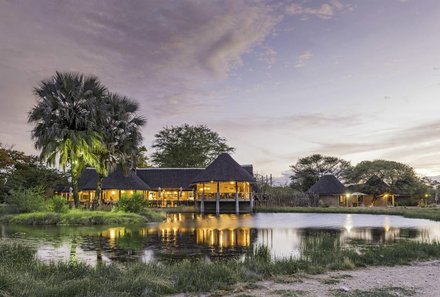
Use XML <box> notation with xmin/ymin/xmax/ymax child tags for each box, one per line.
<box><xmin>4</xmin><ymin>213</ymin><xmax>440</xmax><ymax>265</ymax></box>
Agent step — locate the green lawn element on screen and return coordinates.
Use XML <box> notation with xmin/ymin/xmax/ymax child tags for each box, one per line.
<box><xmin>255</xmin><ymin>206</ymin><xmax>440</xmax><ymax>221</ymax></box>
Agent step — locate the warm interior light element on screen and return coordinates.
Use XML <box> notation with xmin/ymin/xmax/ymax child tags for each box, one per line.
<box><xmin>111</xmin><ymin>191</ymin><xmax>116</xmax><ymax>195</ymax></box>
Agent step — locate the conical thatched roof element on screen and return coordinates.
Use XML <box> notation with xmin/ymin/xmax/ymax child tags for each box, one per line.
<box><xmin>78</xmin><ymin>168</ymin><xmax>150</xmax><ymax>191</ymax></box>
<box><xmin>308</xmin><ymin>175</ymin><xmax>346</xmax><ymax>195</ymax></box>
<box><xmin>191</xmin><ymin>153</ymin><xmax>255</xmax><ymax>183</ymax></box>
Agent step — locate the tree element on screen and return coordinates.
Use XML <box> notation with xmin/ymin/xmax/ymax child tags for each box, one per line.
<box><xmin>93</xmin><ymin>93</ymin><xmax>146</xmax><ymax>208</ymax></box>
<box><xmin>151</xmin><ymin>124</ymin><xmax>234</xmax><ymax>167</ymax></box>
<box><xmin>0</xmin><ymin>144</ymin><xmax>67</xmax><ymax>202</ymax></box>
<box><xmin>28</xmin><ymin>72</ymin><xmax>106</xmax><ymax>207</ymax></box>
<box><xmin>133</xmin><ymin>146</ymin><xmax>150</xmax><ymax>168</ymax></box>
<box><xmin>290</xmin><ymin>154</ymin><xmax>352</xmax><ymax>192</ymax></box>
<box><xmin>347</xmin><ymin>160</ymin><xmax>431</xmax><ymax>198</ymax></box>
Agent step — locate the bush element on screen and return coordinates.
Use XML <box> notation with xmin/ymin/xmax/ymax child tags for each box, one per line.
<box><xmin>49</xmin><ymin>195</ymin><xmax>68</xmax><ymax>213</ymax></box>
<box><xmin>5</xmin><ymin>187</ymin><xmax>47</xmax><ymax>213</ymax></box>
<box><xmin>115</xmin><ymin>193</ymin><xmax>147</xmax><ymax>213</ymax></box>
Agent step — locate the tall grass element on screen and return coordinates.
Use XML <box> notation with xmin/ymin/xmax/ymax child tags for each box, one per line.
<box><xmin>1</xmin><ymin>238</ymin><xmax>440</xmax><ymax>296</ymax></box>
<box><xmin>0</xmin><ymin>208</ymin><xmax>165</xmax><ymax>225</ymax></box>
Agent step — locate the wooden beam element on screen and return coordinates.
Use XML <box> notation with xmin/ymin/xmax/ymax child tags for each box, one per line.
<box><xmin>235</xmin><ymin>181</ymin><xmax>239</xmax><ymax>215</ymax></box>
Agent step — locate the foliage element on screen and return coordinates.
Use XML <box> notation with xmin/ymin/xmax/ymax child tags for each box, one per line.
<box><xmin>5</xmin><ymin>187</ymin><xmax>47</xmax><ymax>213</ymax></box>
<box><xmin>151</xmin><ymin>124</ymin><xmax>234</xmax><ymax>167</ymax></box>
<box><xmin>92</xmin><ymin>93</ymin><xmax>146</xmax><ymax>208</ymax></box>
<box><xmin>133</xmin><ymin>145</ymin><xmax>150</xmax><ymax>168</ymax></box>
<box><xmin>0</xmin><ymin>239</ymin><xmax>439</xmax><ymax>296</ymax></box>
<box><xmin>115</xmin><ymin>193</ymin><xmax>148</xmax><ymax>213</ymax></box>
<box><xmin>0</xmin><ymin>209</ymin><xmax>160</xmax><ymax>225</ymax></box>
<box><xmin>50</xmin><ymin>195</ymin><xmax>69</xmax><ymax>213</ymax></box>
<box><xmin>0</xmin><ymin>144</ymin><xmax>67</xmax><ymax>202</ymax></box>
<box><xmin>290</xmin><ymin>154</ymin><xmax>352</xmax><ymax>192</ymax></box>
<box><xmin>347</xmin><ymin>160</ymin><xmax>432</xmax><ymax>198</ymax></box>
<box><xmin>28</xmin><ymin>72</ymin><xmax>107</xmax><ymax>208</ymax></box>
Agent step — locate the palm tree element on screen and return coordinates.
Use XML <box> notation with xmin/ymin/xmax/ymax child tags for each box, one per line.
<box><xmin>92</xmin><ymin>93</ymin><xmax>146</xmax><ymax>208</ymax></box>
<box><xmin>28</xmin><ymin>72</ymin><xmax>106</xmax><ymax>207</ymax></box>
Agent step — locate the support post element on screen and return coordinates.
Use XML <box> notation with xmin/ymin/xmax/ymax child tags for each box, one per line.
<box><xmin>200</xmin><ymin>183</ymin><xmax>205</xmax><ymax>214</ymax></box>
<box><xmin>216</xmin><ymin>182</ymin><xmax>220</xmax><ymax>216</ymax></box>
<box><xmin>235</xmin><ymin>181</ymin><xmax>239</xmax><ymax>214</ymax></box>
<box><xmin>250</xmin><ymin>191</ymin><xmax>254</xmax><ymax>211</ymax></box>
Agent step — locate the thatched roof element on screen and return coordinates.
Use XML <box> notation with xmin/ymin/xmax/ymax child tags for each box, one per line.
<box><xmin>78</xmin><ymin>168</ymin><xmax>150</xmax><ymax>191</ymax></box>
<box><xmin>308</xmin><ymin>175</ymin><xmax>346</xmax><ymax>195</ymax></box>
<box><xmin>191</xmin><ymin>153</ymin><xmax>255</xmax><ymax>183</ymax></box>
<box><xmin>136</xmin><ymin>168</ymin><xmax>203</xmax><ymax>190</ymax></box>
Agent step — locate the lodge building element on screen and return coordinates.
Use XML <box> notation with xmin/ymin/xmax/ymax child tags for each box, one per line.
<box><xmin>64</xmin><ymin>153</ymin><xmax>256</xmax><ymax>214</ymax></box>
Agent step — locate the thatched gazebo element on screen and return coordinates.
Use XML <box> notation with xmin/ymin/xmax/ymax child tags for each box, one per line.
<box><xmin>308</xmin><ymin>175</ymin><xmax>347</xmax><ymax>207</ymax></box>
<box><xmin>191</xmin><ymin>153</ymin><xmax>256</xmax><ymax>214</ymax></box>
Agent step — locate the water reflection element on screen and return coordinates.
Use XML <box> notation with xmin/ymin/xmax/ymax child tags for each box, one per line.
<box><xmin>1</xmin><ymin>213</ymin><xmax>440</xmax><ymax>265</ymax></box>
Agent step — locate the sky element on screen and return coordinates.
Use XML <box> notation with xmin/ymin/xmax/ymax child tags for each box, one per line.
<box><xmin>1</xmin><ymin>0</ymin><xmax>440</xmax><ymax>183</ymax></box>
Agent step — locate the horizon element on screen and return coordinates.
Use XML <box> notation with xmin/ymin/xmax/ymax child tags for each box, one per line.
<box><xmin>1</xmin><ymin>0</ymin><xmax>440</xmax><ymax>180</ymax></box>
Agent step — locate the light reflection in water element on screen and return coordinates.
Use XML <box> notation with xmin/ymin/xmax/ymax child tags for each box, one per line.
<box><xmin>2</xmin><ymin>213</ymin><xmax>440</xmax><ymax>265</ymax></box>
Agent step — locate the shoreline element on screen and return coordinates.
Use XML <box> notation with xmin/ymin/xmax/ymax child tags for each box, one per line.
<box><xmin>254</xmin><ymin>206</ymin><xmax>440</xmax><ymax>221</ymax></box>
<box><xmin>0</xmin><ymin>209</ymin><xmax>165</xmax><ymax>226</ymax></box>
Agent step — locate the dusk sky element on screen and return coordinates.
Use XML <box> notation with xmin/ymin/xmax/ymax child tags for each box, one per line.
<box><xmin>1</xmin><ymin>0</ymin><xmax>440</xmax><ymax>182</ymax></box>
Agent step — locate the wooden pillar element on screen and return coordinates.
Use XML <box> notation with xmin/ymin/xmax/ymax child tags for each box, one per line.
<box><xmin>235</xmin><ymin>181</ymin><xmax>239</xmax><ymax>215</ymax></box>
<box><xmin>216</xmin><ymin>182</ymin><xmax>220</xmax><ymax>216</ymax></box>
<box><xmin>250</xmin><ymin>189</ymin><xmax>254</xmax><ymax>211</ymax></box>
<box><xmin>201</xmin><ymin>183</ymin><xmax>205</xmax><ymax>214</ymax></box>
<box><xmin>392</xmin><ymin>194</ymin><xmax>395</xmax><ymax>207</ymax></box>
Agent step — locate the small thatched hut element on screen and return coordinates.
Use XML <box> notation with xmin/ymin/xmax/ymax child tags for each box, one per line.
<box><xmin>308</xmin><ymin>175</ymin><xmax>347</xmax><ymax>207</ymax></box>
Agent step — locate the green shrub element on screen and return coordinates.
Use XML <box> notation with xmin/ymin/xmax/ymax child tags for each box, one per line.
<box><xmin>49</xmin><ymin>195</ymin><xmax>69</xmax><ymax>213</ymax></box>
<box><xmin>115</xmin><ymin>193</ymin><xmax>147</xmax><ymax>213</ymax></box>
<box><xmin>5</xmin><ymin>187</ymin><xmax>47</xmax><ymax>213</ymax></box>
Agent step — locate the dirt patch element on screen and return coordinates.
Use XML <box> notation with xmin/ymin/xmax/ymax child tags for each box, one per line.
<box><xmin>172</xmin><ymin>260</ymin><xmax>440</xmax><ymax>297</ymax></box>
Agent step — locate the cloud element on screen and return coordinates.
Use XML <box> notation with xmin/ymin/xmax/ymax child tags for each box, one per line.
<box><xmin>285</xmin><ymin>0</ymin><xmax>351</xmax><ymax>20</ymax></box>
<box><xmin>214</xmin><ymin>112</ymin><xmax>360</xmax><ymax>132</ymax></box>
<box><xmin>257</xmin><ymin>46</ymin><xmax>278</xmax><ymax>68</ymax></box>
<box><xmin>0</xmin><ymin>0</ymin><xmax>281</xmax><ymax>152</ymax></box>
<box><xmin>307</xmin><ymin>120</ymin><xmax>440</xmax><ymax>173</ymax></box>
<box><xmin>295</xmin><ymin>51</ymin><xmax>313</xmax><ymax>68</ymax></box>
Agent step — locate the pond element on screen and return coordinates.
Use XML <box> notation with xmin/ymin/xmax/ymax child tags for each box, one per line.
<box><xmin>1</xmin><ymin>213</ymin><xmax>440</xmax><ymax>265</ymax></box>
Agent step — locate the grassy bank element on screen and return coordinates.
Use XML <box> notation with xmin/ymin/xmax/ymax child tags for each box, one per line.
<box><xmin>255</xmin><ymin>206</ymin><xmax>440</xmax><ymax>221</ymax></box>
<box><xmin>0</xmin><ymin>208</ymin><xmax>165</xmax><ymax>225</ymax></box>
<box><xmin>1</xmin><ymin>237</ymin><xmax>440</xmax><ymax>296</ymax></box>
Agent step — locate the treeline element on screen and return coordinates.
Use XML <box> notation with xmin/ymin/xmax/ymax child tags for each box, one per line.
<box><xmin>0</xmin><ymin>144</ymin><xmax>67</xmax><ymax>203</ymax></box>
<box><xmin>288</xmin><ymin>154</ymin><xmax>435</xmax><ymax>200</ymax></box>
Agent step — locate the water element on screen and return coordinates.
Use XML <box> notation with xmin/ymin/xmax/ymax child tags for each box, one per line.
<box><xmin>1</xmin><ymin>213</ymin><xmax>440</xmax><ymax>265</ymax></box>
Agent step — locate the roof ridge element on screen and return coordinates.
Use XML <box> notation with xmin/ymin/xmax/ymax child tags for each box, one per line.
<box><xmin>136</xmin><ymin>167</ymin><xmax>205</xmax><ymax>170</ymax></box>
